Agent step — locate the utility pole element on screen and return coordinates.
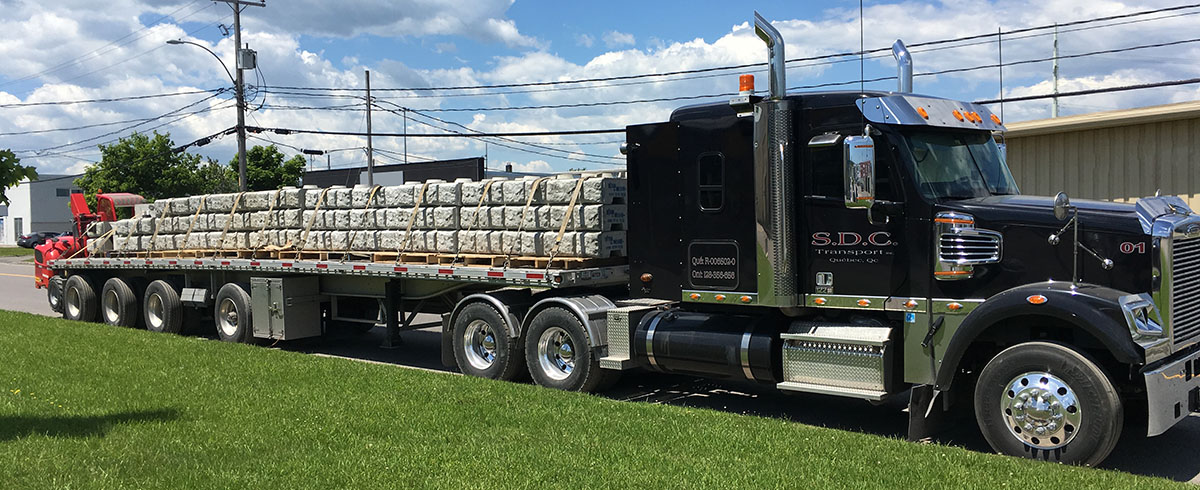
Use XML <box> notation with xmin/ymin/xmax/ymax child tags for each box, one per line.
<box><xmin>1052</xmin><ymin>23</ymin><xmax>1060</xmax><ymax>118</ymax></box>
<box><xmin>403</xmin><ymin>108</ymin><xmax>408</xmax><ymax>164</ymax></box>
<box><xmin>365</xmin><ymin>70</ymin><xmax>375</xmax><ymax>186</ymax></box>
<box><xmin>213</xmin><ymin>0</ymin><xmax>264</xmax><ymax>192</ymax></box>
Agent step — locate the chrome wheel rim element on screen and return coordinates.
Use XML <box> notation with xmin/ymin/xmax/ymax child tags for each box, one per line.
<box><xmin>146</xmin><ymin>293</ymin><xmax>165</xmax><ymax>330</ymax></box>
<box><xmin>102</xmin><ymin>289</ymin><xmax>121</xmax><ymax>324</ymax></box>
<box><xmin>537</xmin><ymin>326</ymin><xmax>575</xmax><ymax>381</ymax></box>
<box><xmin>65</xmin><ymin>286</ymin><xmax>81</xmax><ymax>318</ymax></box>
<box><xmin>463</xmin><ymin>319</ymin><xmax>498</xmax><ymax>370</ymax></box>
<box><xmin>48</xmin><ymin>283</ymin><xmax>61</xmax><ymax>309</ymax></box>
<box><xmin>217</xmin><ymin>297</ymin><xmax>240</xmax><ymax>337</ymax></box>
<box><xmin>1001</xmin><ymin>371</ymin><xmax>1082</xmax><ymax>449</ymax></box>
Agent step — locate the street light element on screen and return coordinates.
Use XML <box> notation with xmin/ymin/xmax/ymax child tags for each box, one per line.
<box><xmin>167</xmin><ymin>38</ymin><xmax>248</xmax><ymax>192</ymax></box>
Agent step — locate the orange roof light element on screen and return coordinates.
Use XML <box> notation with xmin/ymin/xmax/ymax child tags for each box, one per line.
<box><xmin>916</xmin><ymin>107</ymin><xmax>929</xmax><ymax>119</ymax></box>
<box><xmin>990</xmin><ymin>114</ymin><xmax>1002</xmax><ymax>124</ymax></box>
<box><xmin>739</xmin><ymin>74</ymin><xmax>755</xmax><ymax>93</ymax></box>
<box><xmin>972</xmin><ymin>112</ymin><xmax>983</xmax><ymax>123</ymax></box>
<box><xmin>952</xmin><ymin>110</ymin><xmax>964</xmax><ymax>122</ymax></box>
<box><xmin>1027</xmin><ymin>295</ymin><xmax>1048</xmax><ymax>305</ymax></box>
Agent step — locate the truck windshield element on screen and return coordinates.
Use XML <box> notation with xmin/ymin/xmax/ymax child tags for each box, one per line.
<box><xmin>897</xmin><ymin>130</ymin><xmax>1018</xmax><ymax>200</ymax></box>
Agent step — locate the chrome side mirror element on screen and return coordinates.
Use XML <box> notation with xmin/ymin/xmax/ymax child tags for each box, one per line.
<box><xmin>1053</xmin><ymin>192</ymin><xmax>1071</xmax><ymax>221</ymax></box>
<box><xmin>844</xmin><ymin>134</ymin><xmax>876</xmax><ymax>210</ymax></box>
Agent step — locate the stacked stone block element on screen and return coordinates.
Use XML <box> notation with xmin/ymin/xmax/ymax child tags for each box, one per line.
<box><xmin>87</xmin><ymin>173</ymin><xmax>628</xmax><ymax>259</ymax></box>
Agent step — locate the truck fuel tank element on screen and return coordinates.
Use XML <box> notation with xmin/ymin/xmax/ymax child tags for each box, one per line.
<box><xmin>633</xmin><ymin>309</ymin><xmax>781</xmax><ymax>383</ymax></box>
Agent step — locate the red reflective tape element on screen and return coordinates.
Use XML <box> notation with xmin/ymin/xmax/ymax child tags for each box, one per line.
<box><xmin>145</xmin><ymin>260</ymin><xmax>153</xmax><ymax>265</ymax></box>
<box><xmin>123</xmin><ymin>261</ymin><xmax>131</xmax><ymax>265</ymax></box>
<box><xmin>169</xmin><ymin>260</ymin><xmax>178</xmax><ymax>265</ymax></box>
<box><xmin>394</xmin><ymin>266</ymin><xmax>407</xmax><ymax>272</ymax></box>
<box><xmin>250</xmin><ymin>261</ymin><xmax>260</xmax><ymax>266</ymax></box>
<box><xmin>103</xmin><ymin>261</ymin><xmax>110</xmax><ymax>265</ymax></box>
<box><xmin>220</xmin><ymin>261</ymin><xmax>231</xmax><ymax>266</ymax></box>
<box><xmin>282</xmin><ymin>262</ymin><xmax>293</xmax><ymax>267</ymax></box>
<box><xmin>487</xmin><ymin>271</ymin><xmax>504</xmax><ymax>277</ymax></box>
<box><xmin>438</xmin><ymin>268</ymin><xmax>453</xmax><ymax>274</ymax></box>
<box><xmin>526</xmin><ymin>273</ymin><xmax>544</xmax><ymax>279</ymax></box>
<box><xmin>194</xmin><ymin>261</ymin><xmax>203</xmax><ymax>265</ymax></box>
<box><xmin>353</xmin><ymin>265</ymin><xmax>366</xmax><ymax>270</ymax></box>
<box><xmin>316</xmin><ymin>263</ymin><xmax>328</xmax><ymax>269</ymax></box>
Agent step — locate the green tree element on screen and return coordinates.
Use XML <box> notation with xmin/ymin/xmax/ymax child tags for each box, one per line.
<box><xmin>0</xmin><ymin>149</ymin><xmax>38</xmax><ymax>206</ymax></box>
<box><xmin>228</xmin><ymin>145</ymin><xmax>306</xmax><ymax>191</ymax></box>
<box><xmin>75</xmin><ymin>131</ymin><xmax>232</xmax><ymax>201</ymax></box>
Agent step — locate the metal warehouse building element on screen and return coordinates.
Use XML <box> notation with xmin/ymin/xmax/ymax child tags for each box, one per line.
<box><xmin>1003</xmin><ymin>100</ymin><xmax>1200</xmax><ymax>208</ymax></box>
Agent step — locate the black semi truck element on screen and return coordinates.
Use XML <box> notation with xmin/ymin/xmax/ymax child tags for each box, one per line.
<box><xmin>44</xmin><ymin>12</ymin><xmax>1200</xmax><ymax>465</ymax></box>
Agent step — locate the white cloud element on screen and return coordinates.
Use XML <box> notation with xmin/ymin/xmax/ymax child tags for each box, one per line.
<box><xmin>575</xmin><ymin>33</ymin><xmax>595</xmax><ymax>48</ymax></box>
<box><xmin>507</xmin><ymin>160</ymin><xmax>552</xmax><ymax>173</ymax></box>
<box><xmin>602</xmin><ymin>30</ymin><xmax>635</xmax><ymax>48</ymax></box>
<box><xmin>434</xmin><ymin>42</ymin><xmax>457</xmax><ymax>54</ymax></box>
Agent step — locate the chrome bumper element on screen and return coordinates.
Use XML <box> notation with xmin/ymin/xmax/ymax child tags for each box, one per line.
<box><xmin>1144</xmin><ymin>347</ymin><xmax>1200</xmax><ymax>436</ymax></box>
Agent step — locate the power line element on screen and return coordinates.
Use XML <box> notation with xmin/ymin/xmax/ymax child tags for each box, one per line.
<box><xmin>976</xmin><ymin>77</ymin><xmax>1200</xmax><ymax>104</ymax></box>
<box><xmin>263</xmin><ymin>2</ymin><xmax>1200</xmax><ymax>94</ymax></box>
<box><xmin>16</xmin><ymin>92</ymin><xmax>228</xmax><ymax>154</ymax></box>
<box><xmin>16</xmin><ymin>97</ymin><xmax>236</xmax><ymax>157</ymax></box>
<box><xmin>0</xmin><ymin>88</ymin><xmax>227</xmax><ymax>109</ymax></box>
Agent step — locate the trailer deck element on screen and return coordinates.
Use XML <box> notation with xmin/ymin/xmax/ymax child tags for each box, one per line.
<box><xmin>51</xmin><ymin>256</ymin><xmax>628</xmax><ymax>289</ymax></box>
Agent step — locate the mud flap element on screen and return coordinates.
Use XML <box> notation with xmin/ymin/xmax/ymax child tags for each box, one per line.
<box><xmin>907</xmin><ymin>384</ymin><xmax>953</xmax><ymax>441</ymax></box>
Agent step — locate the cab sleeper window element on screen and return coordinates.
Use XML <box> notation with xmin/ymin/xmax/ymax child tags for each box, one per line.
<box><xmin>697</xmin><ymin>152</ymin><xmax>724</xmax><ymax>212</ymax></box>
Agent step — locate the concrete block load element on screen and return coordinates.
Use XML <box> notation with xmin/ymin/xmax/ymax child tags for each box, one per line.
<box><xmin>91</xmin><ymin>172</ymin><xmax>628</xmax><ymax>260</ymax></box>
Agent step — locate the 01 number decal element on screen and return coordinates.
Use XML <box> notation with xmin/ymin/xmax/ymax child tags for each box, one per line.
<box><xmin>1119</xmin><ymin>241</ymin><xmax>1146</xmax><ymax>254</ymax></box>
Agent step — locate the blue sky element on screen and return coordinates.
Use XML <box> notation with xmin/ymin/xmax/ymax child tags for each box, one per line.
<box><xmin>1</xmin><ymin>0</ymin><xmax>1197</xmax><ymax>175</ymax></box>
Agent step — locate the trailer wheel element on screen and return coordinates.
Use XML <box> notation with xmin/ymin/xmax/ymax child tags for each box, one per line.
<box><xmin>100</xmin><ymin>277</ymin><xmax>139</xmax><ymax>327</ymax></box>
<box><xmin>214</xmin><ymin>283</ymin><xmax>253</xmax><ymax>343</ymax></box>
<box><xmin>63</xmin><ymin>275</ymin><xmax>97</xmax><ymax>322</ymax></box>
<box><xmin>524</xmin><ymin>307</ymin><xmax>614</xmax><ymax>392</ymax></box>
<box><xmin>452</xmin><ymin>302</ymin><xmax>523</xmax><ymax>380</ymax></box>
<box><xmin>47</xmin><ymin>276</ymin><xmax>65</xmax><ymax>314</ymax></box>
<box><xmin>143</xmin><ymin>280</ymin><xmax>183</xmax><ymax>334</ymax></box>
<box><xmin>974</xmin><ymin>341</ymin><xmax>1122</xmax><ymax>466</ymax></box>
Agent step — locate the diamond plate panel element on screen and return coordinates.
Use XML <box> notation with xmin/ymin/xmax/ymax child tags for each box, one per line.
<box><xmin>782</xmin><ymin>340</ymin><xmax>887</xmax><ymax>392</ymax></box>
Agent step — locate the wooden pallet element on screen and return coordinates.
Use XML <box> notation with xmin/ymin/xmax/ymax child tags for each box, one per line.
<box><xmin>438</xmin><ymin>253</ymin><xmax>508</xmax><ymax>267</ymax></box>
<box><xmin>506</xmin><ymin>255</ymin><xmax>625</xmax><ymax>270</ymax></box>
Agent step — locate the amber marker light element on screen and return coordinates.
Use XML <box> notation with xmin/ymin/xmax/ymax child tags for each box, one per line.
<box><xmin>857</xmin><ymin>298</ymin><xmax>872</xmax><ymax>307</ymax></box>
<box><xmin>990</xmin><ymin>114</ymin><xmax>1002</xmax><ymax>124</ymax></box>
<box><xmin>739</xmin><ymin>74</ymin><xmax>755</xmax><ymax>94</ymax></box>
<box><xmin>740</xmin><ymin>296</ymin><xmax>753</xmax><ymax>303</ymax></box>
<box><xmin>952</xmin><ymin>110</ymin><xmax>964</xmax><ymax>121</ymax></box>
<box><xmin>947</xmin><ymin>302</ymin><xmax>964</xmax><ymax>311</ymax></box>
<box><xmin>715</xmin><ymin>294</ymin><xmax>726</xmax><ymax>301</ymax></box>
<box><xmin>904</xmin><ymin>299</ymin><xmax>919</xmax><ymax>309</ymax></box>
<box><xmin>640</xmin><ymin>273</ymin><xmax>653</xmax><ymax>283</ymax></box>
<box><xmin>916</xmin><ymin>107</ymin><xmax>929</xmax><ymax>119</ymax></box>
<box><xmin>813</xmin><ymin>297</ymin><xmax>828</xmax><ymax>305</ymax></box>
<box><xmin>689</xmin><ymin>293</ymin><xmax>701</xmax><ymax>300</ymax></box>
<box><xmin>1027</xmin><ymin>295</ymin><xmax>1048</xmax><ymax>305</ymax></box>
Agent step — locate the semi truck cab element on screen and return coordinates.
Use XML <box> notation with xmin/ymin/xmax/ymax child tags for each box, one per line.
<box><xmin>611</xmin><ymin>12</ymin><xmax>1200</xmax><ymax>465</ymax></box>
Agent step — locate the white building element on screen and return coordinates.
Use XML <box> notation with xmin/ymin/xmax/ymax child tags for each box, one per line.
<box><xmin>0</xmin><ymin>174</ymin><xmax>80</xmax><ymax>245</ymax></box>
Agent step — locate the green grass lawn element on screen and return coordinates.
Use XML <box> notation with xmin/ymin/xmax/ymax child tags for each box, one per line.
<box><xmin>0</xmin><ymin>310</ymin><xmax>1184</xmax><ymax>489</ymax></box>
<box><xmin>0</xmin><ymin>247</ymin><xmax>34</xmax><ymax>257</ymax></box>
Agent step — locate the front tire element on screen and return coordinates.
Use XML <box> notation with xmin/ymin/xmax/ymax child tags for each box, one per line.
<box><xmin>63</xmin><ymin>275</ymin><xmax>97</xmax><ymax>322</ymax></box>
<box><xmin>452</xmin><ymin>302</ymin><xmax>523</xmax><ymax>380</ymax></box>
<box><xmin>524</xmin><ymin>307</ymin><xmax>615</xmax><ymax>392</ymax></box>
<box><xmin>100</xmin><ymin>277</ymin><xmax>139</xmax><ymax>327</ymax></box>
<box><xmin>143</xmin><ymin>280</ymin><xmax>183</xmax><ymax>334</ymax></box>
<box><xmin>974</xmin><ymin>341</ymin><xmax>1122</xmax><ymax>466</ymax></box>
<box><xmin>214</xmin><ymin>283</ymin><xmax>253</xmax><ymax>343</ymax></box>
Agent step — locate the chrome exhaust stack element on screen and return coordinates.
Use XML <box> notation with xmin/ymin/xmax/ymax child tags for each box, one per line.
<box><xmin>892</xmin><ymin>40</ymin><xmax>912</xmax><ymax>93</ymax></box>
<box><xmin>754</xmin><ymin>11</ymin><xmax>786</xmax><ymax>100</ymax></box>
<box><xmin>751</xmin><ymin>11</ymin><xmax>798</xmax><ymax>309</ymax></box>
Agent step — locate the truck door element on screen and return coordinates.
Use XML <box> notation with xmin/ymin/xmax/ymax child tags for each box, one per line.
<box><xmin>801</xmin><ymin>131</ymin><xmax>908</xmax><ymax>300</ymax></box>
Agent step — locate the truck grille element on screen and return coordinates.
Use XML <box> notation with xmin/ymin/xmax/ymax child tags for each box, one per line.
<box><xmin>938</xmin><ymin>230</ymin><xmax>1002</xmax><ymax>264</ymax></box>
<box><xmin>1171</xmin><ymin>236</ymin><xmax>1200</xmax><ymax>350</ymax></box>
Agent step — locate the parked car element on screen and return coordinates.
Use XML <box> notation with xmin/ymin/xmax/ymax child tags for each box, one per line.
<box><xmin>17</xmin><ymin>231</ymin><xmax>64</xmax><ymax>249</ymax></box>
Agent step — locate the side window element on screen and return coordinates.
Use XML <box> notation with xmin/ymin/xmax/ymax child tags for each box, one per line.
<box><xmin>808</xmin><ymin>144</ymin><xmax>842</xmax><ymax>198</ymax></box>
<box><xmin>697</xmin><ymin>152</ymin><xmax>724</xmax><ymax>212</ymax></box>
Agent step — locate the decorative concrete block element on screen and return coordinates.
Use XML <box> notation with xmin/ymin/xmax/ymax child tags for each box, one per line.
<box><xmin>429</xmin><ymin>179</ymin><xmax>468</xmax><ymax>206</ymax></box>
<box><xmin>328</xmin><ymin>231</ymin><xmax>349</xmax><ymax>250</ymax></box>
<box><xmin>433</xmin><ymin>230</ymin><xmax>458</xmax><ymax>253</ymax></box>
<box><xmin>332</xmin><ymin>187</ymin><xmax>352</xmax><ymax>209</ymax></box>
<box><xmin>429</xmin><ymin>207</ymin><xmax>459</xmax><ymax>229</ymax></box>
<box><xmin>349</xmin><ymin>209</ymin><xmax>376</xmax><ymax>229</ymax></box>
<box><xmin>279</xmin><ymin>187</ymin><xmax>307</xmax><ymax>209</ymax></box>
<box><xmin>305</xmin><ymin>188</ymin><xmax>330</xmax><ymax>209</ymax></box>
<box><xmin>241</xmin><ymin>190</ymin><xmax>275</xmax><ymax>211</ymax></box>
<box><xmin>331</xmin><ymin>210</ymin><xmax>350</xmax><ymax>230</ymax></box>
<box><xmin>350</xmin><ymin>230</ymin><xmax>378</xmax><ymax>251</ymax></box>
<box><xmin>274</xmin><ymin>209</ymin><xmax>303</xmax><ymax>229</ymax></box>
<box><xmin>461</xmin><ymin>181</ymin><xmax>495</xmax><ymax>206</ymax></box>
<box><xmin>384</xmin><ymin>208</ymin><xmax>425</xmax><ymax>230</ymax></box>
<box><xmin>205</xmin><ymin>193</ymin><xmax>236</xmax><ymax>212</ymax></box>
<box><xmin>382</xmin><ymin>184</ymin><xmax>416</xmax><ymax>207</ymax></box>
<box><xmin>501</xmin><ymin>177</ymin><xmax>545</xmax><ymax>205</ymax></box>
<box><xmin>502</xmin><ymin>206</ymin><xmax>538</xmax><ymax>231</ymax></box>
<box><xmin>301</xmin><ymin>210</ymin><xmax>324</xmax><ymax>231</ymax></box>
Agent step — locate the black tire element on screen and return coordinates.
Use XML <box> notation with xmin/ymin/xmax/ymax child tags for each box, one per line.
<box><xmin>214</xmin><ymin>283</ymin><xmax>253</xmax><ymax>343</ymax></box>
<box><xmin>100</xmin><ymin>277</ymin><xmax>139</xmax><ymax>327</ymax></box>
<box><xmin>143</xmin><ymin>280</ymin><xmax>184</xmax><ymax>334</ymax></box>
<box><xmin>452</xmin><ymin>302</ymin><xmax>524</xmax><ymax>380</ymax></box>
<box><xmin>524</xmin><ymin>307</ymin><xmax>616</xmax><ymax>392</ymax></box>
<box><xmin>974</xmin><ymin>341</ymin><xmax>1122</xmax><ymax>466</ymax></box>
<box><xmin>47</xmin><ymin>276</ymin><xmax>64</xmax><ymax>314</ymax></box>
<box><xmin>63</xmin><ymin>275</ymin><xmax>98</xmax><ymax>322</ymax></box>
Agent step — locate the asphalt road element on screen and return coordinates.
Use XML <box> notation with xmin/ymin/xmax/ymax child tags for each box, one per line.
<box><xmin>3</xmin><ymin>254</ymin><xmax>1198</xmax><ymax>482</ymax></box>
